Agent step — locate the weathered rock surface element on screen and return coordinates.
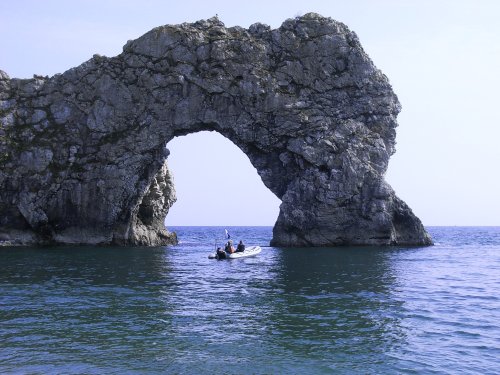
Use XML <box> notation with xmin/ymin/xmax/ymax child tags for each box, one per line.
<box><xmin>0</xmin><ymin>13</ymin><xmax>432</xmax><ymax>246</ymax></box>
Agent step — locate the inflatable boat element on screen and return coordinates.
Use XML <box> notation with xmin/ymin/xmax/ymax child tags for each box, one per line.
<box><xmin>208</xmin><ymin>246</ymin><xmax>262</xmax><ymax>260</ymax></box>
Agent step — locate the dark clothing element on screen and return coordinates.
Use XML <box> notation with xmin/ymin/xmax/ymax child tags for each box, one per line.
<box><xmin>236</xmin><ymin>243</ymin><xmax>245</xmax><ymax>252</ymax></box>
<box><xmin>216</xmin><ymin>248</ymin><xmax>227</xmax><ymax>260</ymax></box>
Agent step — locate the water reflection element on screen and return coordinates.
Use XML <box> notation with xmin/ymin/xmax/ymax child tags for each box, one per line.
<box><xmin>2</xmin><ymin>227</ymin><xmax>499</xmax><ymax>373</ymax></box>
<box><xmin>0</xmin><ymin>246</ymin><xmax>176</xmax><ymax>373</ymax></box>
<box><xmin>151</xmin><ymin>243</ymin><xmax>408</xmax><ymax>373</ymax></box>
<box><xmin>250</xmin><ymin>247</ymin><xmax>406</xmax><ymax>368</ymax></box>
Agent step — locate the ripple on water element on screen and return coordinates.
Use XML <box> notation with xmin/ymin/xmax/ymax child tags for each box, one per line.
<box><xmin>1</xmin><ymin>226</ymin><xmax>500</xmax><ymax>374</ymax></box>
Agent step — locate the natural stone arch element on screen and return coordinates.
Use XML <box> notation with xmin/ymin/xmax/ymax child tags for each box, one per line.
<box><xmin>0</xmin><ymin>14</ymin><xmax>431</xmax><ymax>246</ymax></box>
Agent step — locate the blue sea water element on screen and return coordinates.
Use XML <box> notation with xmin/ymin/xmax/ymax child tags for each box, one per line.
<box><xmin>1</xmin><ymin>226</ymin><xmax>499</xmax><ymax>374</ymax></box>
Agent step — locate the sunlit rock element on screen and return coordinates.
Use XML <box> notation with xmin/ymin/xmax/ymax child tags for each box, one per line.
<box><xmin>0</xmin><ymin>14</ymin><xmax>431</xmax><ymax>246</ymax></box>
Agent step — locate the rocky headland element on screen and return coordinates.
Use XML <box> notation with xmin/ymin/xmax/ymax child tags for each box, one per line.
<box><xmin>0</xmin><ymin>13</ymin><xmax>432</xmax><ymax>246</ymax></box>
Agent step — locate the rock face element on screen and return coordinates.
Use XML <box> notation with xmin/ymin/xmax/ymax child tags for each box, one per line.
<box><xmin>0</xmin><ymin>14</ymin><xmax>432</xmax><ymax>247</ymax></box>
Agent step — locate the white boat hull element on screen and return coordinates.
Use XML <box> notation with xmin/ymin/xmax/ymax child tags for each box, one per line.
<box><xmin>208</xmin><ymin>246</ymin><xmax>262</xmax><ymax>259</ymax></box>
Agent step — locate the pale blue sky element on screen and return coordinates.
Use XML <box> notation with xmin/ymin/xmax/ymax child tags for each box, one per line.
<box><xmin>1</xmin><ymin>0</ymin><xmax>499</xmax><ymax>226</ymax></box>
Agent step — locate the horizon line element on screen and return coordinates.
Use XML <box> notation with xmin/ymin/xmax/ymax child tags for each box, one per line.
<box><xmin>166</xmin><ymin>225</ymin><xmax>500</xmax><ymax>228</ymax></box>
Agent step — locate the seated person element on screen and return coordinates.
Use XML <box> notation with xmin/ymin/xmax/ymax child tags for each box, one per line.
<box><xmin>216</xmin><ymin>247</ymin><xmax>226</xmax><ymax>259</ymax></box>
<box><xmin>225</xmin><ymin>240</ymin><xmax>236</xmax><ymax>254</ymax></box>
<box><xmin>236</xmin><ymin>240</ymin><xmax>245</xmax><ymax>252</ymax></box>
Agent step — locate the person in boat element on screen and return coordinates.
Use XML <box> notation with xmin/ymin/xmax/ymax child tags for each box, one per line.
<box><xmin>225</xmin><ymin>240</ymin><xmax>236</xmax><ymax>254</ymax></box>
<box><xmin>236</xmin><ymin>240</ymin><xmax>245</xmax><ymax>252</ymax></box>
<box><xmin>216</xmin><ymin>247</ymin><xmax>226</xmax><ymax>259</ymax></box>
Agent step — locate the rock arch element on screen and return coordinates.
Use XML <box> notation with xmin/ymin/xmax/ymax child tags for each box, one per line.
<box><xmin>0</xmin><ymin>14</ymin><xmax>432</xmax><ymax>246</ymax></box>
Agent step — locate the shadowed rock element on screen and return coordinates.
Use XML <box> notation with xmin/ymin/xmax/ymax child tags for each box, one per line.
<box><xmin>0</xmin><ymin>13</ymin><xmax>432</xmax><ymax>246</ymax></box>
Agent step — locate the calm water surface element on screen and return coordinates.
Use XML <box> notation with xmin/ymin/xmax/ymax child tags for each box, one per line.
<box><xmin>1</xmin><ymin>227</ymin><xmax>499</xmax><ymax>374</ymax></box>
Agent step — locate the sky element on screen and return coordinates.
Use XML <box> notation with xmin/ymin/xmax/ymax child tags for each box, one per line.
<box><xmin>1</xmin><ymin>0</ymin><xmax>499</xmax><ymax>226</ymax></box>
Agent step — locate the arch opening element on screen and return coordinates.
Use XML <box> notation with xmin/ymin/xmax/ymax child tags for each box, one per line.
<box><xmin>165</xmin><ymin>131</ymin><xmax>281</xmax><ymax>226</ymax></box>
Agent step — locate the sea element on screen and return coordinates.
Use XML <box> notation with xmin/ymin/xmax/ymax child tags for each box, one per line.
<box><xmin>1</xmin><ymin>226</ymin><xmax>499</xmax><ymax>374</ymax></box>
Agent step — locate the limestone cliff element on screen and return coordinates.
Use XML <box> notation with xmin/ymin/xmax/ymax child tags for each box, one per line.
<box><xmin>0</xmin><ymin>14</ymin><xmax>432</xmax><ymax>246</ymax></box>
